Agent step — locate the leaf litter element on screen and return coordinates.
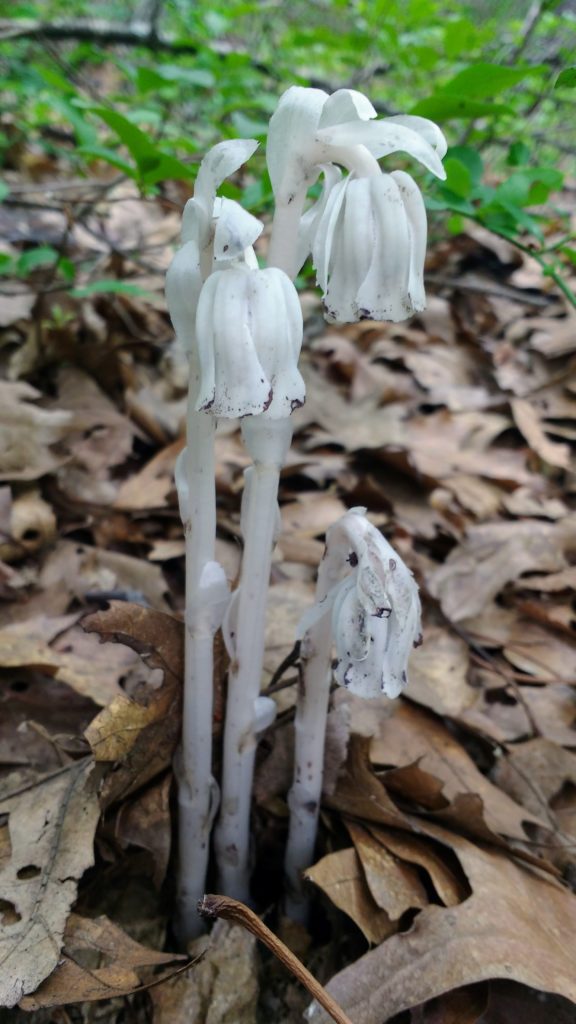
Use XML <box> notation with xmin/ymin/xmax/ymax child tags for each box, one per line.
<box><xmin>0</xmin><ymin>152</ymin><xmax>575</xmax><ymax>1024</ymax></box>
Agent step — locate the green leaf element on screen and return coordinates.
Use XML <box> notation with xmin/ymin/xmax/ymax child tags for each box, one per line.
<box><xmin>17</xmin><ymin>247</ymin><xmax>59</xmax><ymax>275</ymax></box>
<box><xmin>507</xmin><ymin>141</ymin><xmax>530</xmax><ymax>167</ymax></box>
<box><xmin>443</xmin><ymin>157</ymin><xmax>473</xmax><ymax>198</ymax></box>
<box><xmin>70</xmin><ymin>280</ymin><xmax>150</xmax><ymax>298</ymax></box>
<box><xmin>411</xmin><ymin>96</ymin><xmax>511</xmax><ymax>120</ymax></box>
<box><xmin>440</xmin><ymin>62</ymin><xmax>546</xmax><ymax>99</ymax></box>
<box><xmin>555</xmin><ymin>67</ymin><xmax>576</xmax><ymax>89</ymax></box>
<box><xmin>77</xmin><ymin>145</ymin><xmax>138</xmax><ymax>178</ymax></box>
<box><xmin>86</xmin><ymin>106</ymin><xmax>159</xmax><ymax>169</ymax></box>
<box><xmin>0</xmin><ymin>181</ymin><xmax>9</xmax><ymax>202</ymax></box>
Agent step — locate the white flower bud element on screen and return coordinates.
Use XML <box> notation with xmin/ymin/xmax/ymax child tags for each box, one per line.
<box><xmin>194</xmin><ymin>265</ymin><xmax>305</xmax><ymax>419</ymax></box>
<box><xmin>298</xmin><ymin>508</ymin><xmax>422</xmax><ymax>700</ymax></box>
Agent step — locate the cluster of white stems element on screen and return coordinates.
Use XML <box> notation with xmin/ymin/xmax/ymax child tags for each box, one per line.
<box><xmin>166</xmin><ymin>86</ymin><xmax>445</xmax><ymax>939</ymax></box>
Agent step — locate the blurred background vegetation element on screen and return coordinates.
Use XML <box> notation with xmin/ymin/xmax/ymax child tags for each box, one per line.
<box><xmin>1</xmin><ymin>0</ymin><xmax>575</xmax><ymax>301</ymax></box>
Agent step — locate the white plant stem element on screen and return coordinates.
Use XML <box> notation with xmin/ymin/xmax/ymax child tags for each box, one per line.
<box><xmin>284</xmin><ymin>556</ymin><xmax>335</xmax><ymax>921</ymax></box>
<box><xmin>267</xmin><ymin>185</ymin><xmax>308</xmax><ymax>278</ymax></box>
<box><xmin>284</xmin><ymin>516</ymin><xmax>365</xmax><ymax>921</ymax></box>
<box><xmin>175</xmin><ymin>394</ymin><xmax>226</xmax><ymax>941</ymax></box>
<box><xmin>215</xmin><ymin>416</ymin><xmax>292</xmax><ymax>901</ymax></box>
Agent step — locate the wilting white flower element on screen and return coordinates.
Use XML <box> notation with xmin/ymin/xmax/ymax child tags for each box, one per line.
<box><xmin>267</xmin><ymin>86</ymin><xmax>447</xmax><ymax>321</ymax></box>
<box><xmin>166</xmin><ymin>139</ymin><xmax>262</xmax><ymax>355</ymax></box>
<box><xmin>194</xmin><ymin>263</ymin><xmax>305</xmax><ymax>419</ymax></box>
<box><xmin>299</xmin><ymin>507</ymin><xmax>422</xmax><ymax>699</ymax></box>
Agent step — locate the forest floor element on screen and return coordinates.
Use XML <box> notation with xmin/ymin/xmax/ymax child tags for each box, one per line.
<box><xmin>0</xmin><ymin>166</ymin><xmax>575</xmax><ymax>1024</ymax></box>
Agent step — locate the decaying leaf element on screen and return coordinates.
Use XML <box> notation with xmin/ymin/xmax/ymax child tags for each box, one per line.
<box><xmin>0</xmin><ymin>381</ymin><xmax>72</xmax><ymax>481</ymax></box>
<box><xmin>428</xmin><ymin>518</ymin><xmax>576</xmax><ymax>621</ymax></box>
<box><xmin>308</xmin><ymin>822</ymin><xmax>576</xmax><ymax>1024</ymax></box>
<box><xmin>0</xmin><ymin>759</ymin><xmax>100</xmax><ymax>1007</ymax></box>
<box><xmin>83</xmin><ymin>602</ymin><xmax>183</xmax><ymax>802</ymax></box>
<box><xmin>19</xmin><ymin>912</ymin><xmax>185</xmax><ymax>1009</ymax></box>
<box><xmin>346</xmin><ymin>821</ymin><xmax>428</xmax><ymax>918</ymax></box>
<box><xmin>0</xmin><ymin>617</ymin><xmax>142</xmax><ymax>706</ymax></box>
<box><xmin>306</xmin><ymin>847</ymin><xmax>395</xmax><ymax>945</ymax></box>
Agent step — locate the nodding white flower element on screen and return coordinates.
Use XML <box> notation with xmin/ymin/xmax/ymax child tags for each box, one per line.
<box><xmin>267</xmin><ymin>86</ymin><xmax>447</xmax><ymax>320</ymax></box>
<box><xmin>299</xmin><ymin>508</ymin><xmax>422</xmax><ymax>699</ymax></box>
<box><xmin>194</xmin><ymin>263</ymin><xmax>305</xmax><ymax>419</ymax></box>
<box><xmin>166</xmin><ymin>140</ymin><xmax>262</xmax><ymax>356</ymax></box>
<box><xmin>313</xmin><ymin>169</ymin><xmax>427</xmax><ymax>322</ymax></box>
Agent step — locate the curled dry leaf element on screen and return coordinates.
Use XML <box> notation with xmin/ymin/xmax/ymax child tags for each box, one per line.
<box><xmin>370</xmin><ymin>701</ymin><xmax>548</xmax><ymax>843</ymax></box>
<box><xmin>0</xmin><ymin>759</ymin><xmax>100</xmax><ymax>1008</ymax></box>
<box><xmin>428</xmin><ymin>518</ymin><xmax>576</xmax><ymax>621</ymax></box>
<box><xmin>0</xmin><ymin>381</ymin><xmax>72</xmax><ymax>482</ymax></box>
<box><xmin>19</xmin><ymin>912</ymin><xmax>186</xmax><ymax>1010</ymax></box>
<box><xmin>0</xmin><ymin>617</ymin><xmax>138</xmax><ymax>706</ymax></box>
<box><xmin>83</xmin><ymin>602</ymin><xmax>183</xmax><ymax>803</ymax></box>
<box><xmin>306</xmin><ymin>847</ymin><xmax>396</xmax><ymax>946</ymax></box>
<box><xmin>511</xmin><ymin>398</ymin><xmax>572</xmax><ymax>470</ymax></box>
<box><xmin>346</xmin><ymin>821</ymin><xmax>428</xmax><ymax>919</ymax></box>
<box><xmin>307</xmin><ymin>822</ymin><xmax>576</xmax><ymax>1024</ymax></box>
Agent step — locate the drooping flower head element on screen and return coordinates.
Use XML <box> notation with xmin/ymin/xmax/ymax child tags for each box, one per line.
<box><xmin>195</xmin><ymin>263</ymin><xmax>305</xmax><ymax>419</ymax></box>
<box><xmin>298</xmin><ymin>507</ymin><xmax>422</xmax><ymax>699</ymax></box>
<box><xmin>165</xmin><ymin>139</ymin><xmax>261</xmax><ymax>357</ymax></box>
<box><xmin>267</xmin><ymin>87</ymin><xmax>447</xmax><ymax>322</ymax></box>
<box><xmin>166</xmin><ymin>139</ymin><xmax>305</xmax><ymax>420</ymax></box>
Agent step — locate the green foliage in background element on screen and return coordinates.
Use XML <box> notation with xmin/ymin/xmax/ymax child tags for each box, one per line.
<box><xmin>1</xmin><ymin>0</ymin><xmax>575</xmax><ymax>303</ymax></box>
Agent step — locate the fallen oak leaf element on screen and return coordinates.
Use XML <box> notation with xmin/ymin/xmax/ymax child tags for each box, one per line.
<box><xmin>0</xmin><ymin>759</ymin><xmax>100</xmax><ymax>1008</ymax></box>
<box><xmin>346</xmin><ymin>821</ymin><xmax>428</xmax><ymax>920</ymax></box>
<box><xmin>306</xmin><ymin>821</ymin><xmax>576</xmax><ymax>1024</ymax></box>
<box><xmin>83</xmin><ymin>602</ymin><xmax>183</xmax><ymax>803</ymax></box>
<box><xmin>19</xmin><ymin>912</ymin><xmax>186</xmax><ymax>1009</ymax></box>
<box><xmin>428</xmin><ymin>517</ymin><xmax>576</xmax><ymax>622</ymax></box>
<box><xmin>305</xmin><ymin>847</ymin><xmax>395</xmax><ymax>945</ymax></box>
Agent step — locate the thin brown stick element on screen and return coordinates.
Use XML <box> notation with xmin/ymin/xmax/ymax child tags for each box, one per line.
<box><xmin>198</xmin><ymin>894</ymin><xmax>355</xmax><ymax>1024</ymax></box>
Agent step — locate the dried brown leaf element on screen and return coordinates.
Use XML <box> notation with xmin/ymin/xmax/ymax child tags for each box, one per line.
<box><xmin>346</xmin><ymin>821</ymin><xmax>428</xmax><ymax>918</ymax></box>
<box><xmin>428</xmin><ymin>519</ymin><xmax>574</xmax><ymax>621</ymax></box>
<box><xmin>19</xmin><ymin>912</ymin><xmax>184</xmax><ymax>1009</ymax></box>
<box><xmin>308</xmin><ymin>823</ymin><xmax>576</xmax><ymax>1024</ymax></box>
<box><xmin>0</xmin><ymin>760</ymin><xmax>100</xmax><ymax>1007</ymax></box>
<box><xmin>0</xmin><ymin>381</ymin><xmax>72</xmax><ymax>481</ymax></box>
<box><xmin>306</xmin><ymin>847</ymin><xmax>395</xmax><ymax>945</ymax></box>
<box><xmin>83</xmin><ymin>602</ymin><xmax>182</xmax><ymax>802</ymax></box>
<box><xmin>511</xmin><ymin>398</ymin><xmax>571</xmax><ymax>469</ymax></box>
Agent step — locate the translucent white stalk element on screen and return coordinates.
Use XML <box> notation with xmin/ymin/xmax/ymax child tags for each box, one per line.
<box><xmin>174</xmin><ymin>393</ymin><xmax>228</xmax><ymax>941</ymax></box>
<box><xmin>214</xmin><ymin>416</ymin><xmax>292</xmax><ymax>900</ymax></box>
<box><xmin>284</xmin><ymin>558</ymin><xmax>334</xmax><ymax>922</ymax></box>
<box><xmin>284</xmin><ymin>509</ymin><xmax>422</xmax><ymax>920</ymax></box>
<box><xmin>267</xmin><ymin>184</ymin><xmax>309</xmax><ymax>278</ymax></box>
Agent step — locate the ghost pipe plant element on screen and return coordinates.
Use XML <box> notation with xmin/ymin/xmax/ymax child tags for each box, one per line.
<box><xmin>166</xmin><ymin>138</ymin><xmax>267</xmax><ymax>939</ymax></box>
<box><xmin>169</xmin><ymin>137</ymin><xmax>305</xmax><ymax>912</ymax></box>
<box><xmin>166</xmin><ymin>84</ymin><xmax>445</xmax><ymax>930</ymax></box>
<box><xmin>266</xmin><ymin>86</ymin><xmax>447</xmax><ymax>318</ymax></box>
<box><xmin>213</xmin><ymin>285</ymin><xmax>305</xmax><ymax>901</ymax></box>
<box><xmin>284</xmin><ymin>508</ymin><xmax>422</xmax><ymax>922</ymax></box>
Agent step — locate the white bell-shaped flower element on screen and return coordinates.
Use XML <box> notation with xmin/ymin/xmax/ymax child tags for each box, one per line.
<box><xmin>312</xmin><ymin>169</ymin><xmax>427</xmax><ymax>322</ymax></box>
<box><xmin>194</xmin><ymin>263</ymin><xmax>305</xmax><ymax>419</ymax></box>
<box><xmin>166</xmin><ymin>139</ymin><xmax>261</xmax><ymax>356</ymax></box>
<box><xmin>267</xmin><ymin>86</ymin><xmax>447</xmax><ymax>319</ymax></box>
<box><xmin>298</xmin><ymin>508</ymin><xmax>422</xmax><ymax>699</ymax></box>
